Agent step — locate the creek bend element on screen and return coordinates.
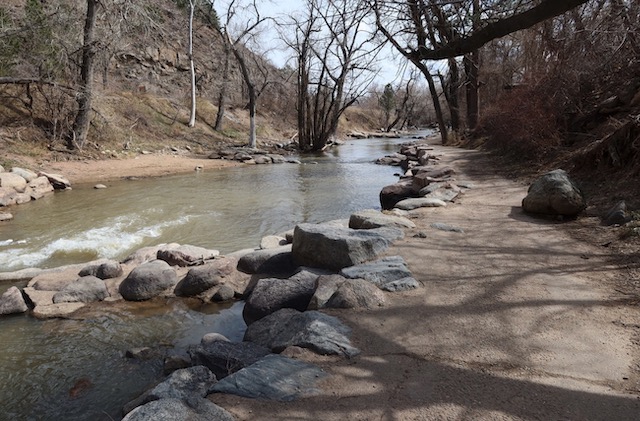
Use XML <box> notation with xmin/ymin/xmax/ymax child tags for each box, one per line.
<box><xmin>0</xmin><ymin>134</ymin><xmax>426</xmax><ymax>420</ymax></box>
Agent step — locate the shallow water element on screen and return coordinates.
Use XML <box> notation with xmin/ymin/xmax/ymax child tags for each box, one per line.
<box><xmin>0</xmin><ymin>134</ymin><xmax>427</xmax><ymax>420</ymax></box>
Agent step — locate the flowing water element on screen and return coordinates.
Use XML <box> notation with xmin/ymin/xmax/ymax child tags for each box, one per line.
<box><xmin>0</xmin><ymin>134</ymin><xmax>425</xmax><ymax>420</ymax></box>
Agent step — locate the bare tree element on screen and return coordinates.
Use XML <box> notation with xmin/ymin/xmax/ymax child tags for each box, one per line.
<box><xmin>286</xmin><ymin>0</ymin><xmax>382</xmax><ymax>151</ymax></box>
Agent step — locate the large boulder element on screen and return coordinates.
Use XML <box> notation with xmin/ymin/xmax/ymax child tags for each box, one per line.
<box><xmin>349</xmin><ymin>209</ymin><xmax>416</xmax><ymax>230</ymax></box>
<box><xmin>52</xmin><ymin>276</ymin><xmax>109</xmax><ymax>303</ymax></box>
<box><xmin>189</xmin><ymin>340</ymin><xmax>271</xmax><ymax>380</ymax></box>
<box><xmin>326</xmin><ymin>278</ymin><xmax>386</xmax><ymax>309</ymax></box>
<box><xmin>119</xmin><ymin>260</ymin><xmax>178</xmax><ymax>301</ymax></box>
<box><xmin>27</xmin><ymin>176</ymin><xmax>54</xmax><ymax>200</ymax></box>
<box><xmin>37</xmin><ymin>171</ymin><xmax>71</xmax><ymax>190</ymax></box>
<box><xmin>156</xmin><ymin>244</ymin><xmax>219</xmax><ymax>266</ymax></box>
<box><xmin>412</xmin><ymin>166</ymin><xmax>456</xmax><ymax>189</ymax></box>
<box><xmin>0</xmin><ymin>187</ymin><xmax>18</xmax><ymax>207</ymax></box>
<box><xmin>244</xmin><ymin>308</ymin><xmax>360</xmax><ymax>357</ymax></box>
<box><xmin>11</xmin><ymin>167</ymin><xmax>38</xmax><ymax>183</ymax></box>
<box><xmin>210</xmin><ymin>354</ymin><xmax>326</xmax><ymax>402</ymax></box>
<box><xmin>291</xmin><ymin>223</ymin><xmax>400</xmax><ymax>270</ymax></box>
<box><xmin>522</xmin><ymin>169</ymin><xmax>586</xmax><ymax>216</ymax></box>
<box><xmin>79</xmin><ymin>260</ymin><xmax>123</xmax><ymax>279</ymax></box>
<box><xmin>122</xmin><ymin>398</ymin><xmax>235</xmax><ymax>421</ymax></box>
<box><xmin>379</xmin><ymin>180</ymin><xmax>418</xmax><ymax>210</ymax></box>
<box><xmin>236</xmin><ymin>245</ymin><xmax>295</xmax><ymax>274</ymax></box>
<box><xmin>146</xmin><ymin>366</ymin><xmax>217</xmax><ymax>403</ymax></box>
<box><xmin>0</xmin><ymin>286</ymin><xmax>29</xmax><ymax>315</ymax></box>
<box><xmin>340</xmin><ymin>256</ymin><xmax>418</xmax><ymax>291</ymax></box>
<box><xmin>174</xmin><ymin>257</ymin><xmax>238</xmax><ymax>297</ymax></box>
<box><xmin>0</xmin><ymin>172</ymin><xmax>27</xmax><ymax>193</ymax></box>
<box><xmin>242</xmin><ymin>270</ymin><xmax>318</xmax><ymax>325</ymax></box>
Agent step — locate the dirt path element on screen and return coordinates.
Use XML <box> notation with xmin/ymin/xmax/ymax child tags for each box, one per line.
<box><xmin>211</xmin><ymin>145</ymin><xmax>640</xmax><ymax>420</ymax></box>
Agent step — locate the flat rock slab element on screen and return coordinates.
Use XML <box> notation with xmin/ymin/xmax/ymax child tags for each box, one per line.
<box><xmin>210</xmin><ymin>354</ymin><xmax>327</xmax><ymax>402</ymax></box>
<box><xmin>237</xmin><ymin>245</ymin><xmax>295</xmax><ymax>275</ymax></box>
<box><xmin>292</xmin><ymin>223</ymin><xmax>401</xmax><ymax>270</ymax></box>
<box><xmin>52</xmin><ymin>275</ymin><xmax>109</xmax><ymax>303</ymax></box>
<box><xmin>189</xmin><ymin>340</ymin><xmax>271</xmax><ymax>380</ymax></box>
<box><xmin>157</xmin><ymin>244</ymin><xmax>220</xmax><ymax>266</ymax></box>
<box><xmin>340</xmin><ymin>256</ymin><xmax>418</xmax><ymax>291</ymax></box>
<box><xmin>394</xmin><ymin>197</ymin><xmax>447</xmax><ymax>210</ymax></box>
<box><xmin>122</xmin><ymin>398</ymin><xmax>235</xmax><ymax>421</ymax></box>
<box><xmin>244</xmin><ymin>308</ymin><xmax>360</xmax><ymax>358</ymax></box>
<box><xmin>349</xmin><ymin>209</ymin><xmax>416</xmax><ymax>230</ymax></box>
<box><xmin>32</xmin><ymin>302</ymin><xmax>86</xmax><ymax>319</ymax></box>
<box><xmin>431</xmin><ymin>222</ymin><xmax>465</xmax><ymax>233</ymax></box>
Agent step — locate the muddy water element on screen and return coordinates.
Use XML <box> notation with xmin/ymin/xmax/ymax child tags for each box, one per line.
<box><xmin>0</xmin><ymin>134</ymin><xmax>425</xmax><ymax>420</ymax></box>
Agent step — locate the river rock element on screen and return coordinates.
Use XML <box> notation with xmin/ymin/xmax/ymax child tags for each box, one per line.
<box><xmin>38</xmin><ymin>171</ymin><xmax>71</xmax><ymax>190</ymax></box>
<box><xmin>15</xmin><ymin>192</ymin><xmax>31</xmax><ymax>204</ymax></box>
<box><xmin>122</xmin><ymin>398</ymin><xmax>235</xmax><ymax>421</ymax></box>
<box><xmin>174</xmin><ymin>257</ymin><xmax>238</xmax><ymax>297</ymax></box>
<box><xmin>244</xmin><ymin>308</ymin><xmax>359</xmax><ymax>357</ymax></box>
<box><xmin>79</xmin><ymin>260</ymin><xmax>123</xmax><ymax>279</ymax></box>
<box><xmin>522</xmin><ymin>169</ymin><xmax>586</xmax><ymax>216</ymax></box>
<box><xmin>237</xmin><ymin>245</ymin><xmax>295</xmax><ymax>274</ymax></box>
<box><xmin>122</xmin><ymin>243</ymin><xmax>180</xmax><ymax>265</ymax></box>
<box><xmin>28</xmin><ymin>268</ymin><xmax>78</xmax><ymax>291</ymax></box>
<box><xmin>394</xmin><ymin>197</ymin><xmax>447</xmax><ymax>210</ymax></box>
<box><xmin>0</xmin><ymin>286</ymin><xmax>29</xmax><ymax>315</ymax></box>
<box><xmin>157</xmin><ymin>244</ymin><xmax>219</xmax><ymax>267</ymax></box>
<box><xmin>291</xmin><ymin>223</ymin><xmax>399</xmax><ymax>270</ymax></box>
<box><xmin>603</xmin><ymin>200</ymin><xmax>631</xmax><ymax>226</ymax></box>
<box><xmin>243</xmin><ymin>271</ymin><xmax>318</xmax><ymax>325</ymax></box>
<box><xmin>23</xmin><ymin>287</ymin><xmax>55</xmax><ymax>307</ymax></box>
<box><xmin>254</xmin><ymin>155</ymin><xmax>272</xmax><ymax>164</ymax></box>
<box><xmin>326</xmin><ymin>278</ymin><xmax>386</xmax><ymax>309</ymax></box>
<box><xmin>0</xmin><ymin>187</ymin><xmax>18</xmax><ymax>207</ymax></box>
<box><xmin>260</xmin><ymin>235</ymin><xmax>288</xmax><ymax>249</ymax></box>
<box><xmin>11</xmin><ymin>167</ymin><xmax>38</xmax><ymax>183</ymax></box>
<box><xmin>145</xmin><ymin>366</ymin><xmax>217</xmax><ymax>403</ymax></box>
<box><xmin>308</xmin><ymin>274</ymin><xmax>348</xmax><ymax>310</ymax></box>
<box><xmin>0</xmin><ymin>212</ymin><xmax>12</xmax><ymax>221</ymax></box>
<box><xmin>340</xmin><ymin>256</ymin><xmax>417</xmax><ymax>291</ymax></box>
<box><xmin>267</xmin><ymin>154</ymin><xmax>286</xmax><ymax>164</ymax></box>
<box><xmin>52</xmin><ymin>276</ymin><xmax>108</xmax><ymax>303</ymax></box>
<box><xmin>210</xmin><ymin>354</ymin><xmax>326</xmax><ymax>402</ymax></box>
<box><xmin>32</xmin><ymin>302</ymin><xmax>86</xmax><ymax>319</ymax></box>
<box><xmin>189</xmin><ymin>339</ymin><xmax>270</xmax><ymax>380</ymax></box>
<box><xmin>211</xmin><ymin>285</ymin><xmax>235</xmax><ymax>302</ymax></box>
<box><xmin>379</xmin><ymin>180</ymin><xmax>418</xmax><ymax>210</ymax></box>
<box><xmin>349</xmin><ymin>209</ymin><xmax>416</xmax><ymax>230</ymax></box>
<box><xmin>412</xmin><ymin>166</ymin><xmax>456</xmax><ymax>188</ymax></box>
<box><xmin>27</xmin><ymin>176</ymin><xmax>54</xmax><ymax>200</ymax></box>
<box><xmin>119</xmin><ymin>260</ymin><xmax>178</xmax><ymax>301</ymax></box>
<box><xmin>0</xmin><ymin>172</ymin><xmax>27</xmax><ymax>193</ymax></box>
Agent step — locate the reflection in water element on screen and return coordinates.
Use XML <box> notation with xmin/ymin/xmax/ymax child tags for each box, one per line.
<box><xmin>0</xmin><ymin>134</ymin><xmax>429</xmax><ymax>420</ymax></box>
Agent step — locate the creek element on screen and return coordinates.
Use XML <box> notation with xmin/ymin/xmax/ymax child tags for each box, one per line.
<box><xmin>0</xmin><ymin>133</ymin><xmax>425</xmax><ymax>420</ymax></box>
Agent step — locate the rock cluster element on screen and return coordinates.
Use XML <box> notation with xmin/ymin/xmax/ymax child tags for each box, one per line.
<box><xmin>208</xmin><ymin>147</ymin><xmax>301</xmax><ymax>165</ymax></box>
<box><xmin>0</xmin><ymin>166</ymin><xmax>70</xmax><ymax>219</ymax></box>
<box><xmin>378</xmin><ymin>142</ymin><xmax>470</xmax><ymax>210</ymax></box>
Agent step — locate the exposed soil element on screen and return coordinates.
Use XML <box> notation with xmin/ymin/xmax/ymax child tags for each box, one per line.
<box><xmin>7</xmin><ymin>141</ymin><xmax>640</xmax><ymax>420</ymax></box>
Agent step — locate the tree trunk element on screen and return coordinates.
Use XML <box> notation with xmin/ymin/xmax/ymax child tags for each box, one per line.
<box><xmin>187</xmin><ymin>0</ymin><xmax>196</xmax><ymax>128</ymax></box>
<box><xmin>446</xmin><ymin>58</ymin><xmax>461</xmax><ymax>132</ymax></box>
<box><xmin>214</xmin><ymin>38</ymin><xmax>231</xmax><ymax>131</ymax></box>
<box><xmin>232</xmin><ymin>47</ymin><xmax>257</xmax><ymax>148</ymax></box>
<box><xmin>69</xmin><ymin>0</ymin><xmax>98</xmax><ymax>150</ymax></box>
<box><xmin>464</xmin><ymin>51</ymin><xmax>479</xmax><ymax>130</ymax></box>
<box><xmin>415</xmin><ymin>60</ymin><xmax>448</xmax><ymax>145</ymax></box>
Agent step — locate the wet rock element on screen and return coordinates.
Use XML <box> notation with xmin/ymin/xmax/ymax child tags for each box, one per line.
<box><xmin>94</xmin><ymin>184</ymin><xmax>107</xmax><ymax>189</ymax></box>
<box><xmin>254</xmin><ymin>156</ymin><xmax>272</xmax><ymax>164</ymax></box>
<box><xmin>163</xmin><ymin>353</ymin><xmax>192</xmax><ymax>375</ymax></box>
<box><xmin>79</xmin><ymin>260</ymin><xmax>123</xmax><ymax>279</ymax></box>
<box><xmin>53</xmin><ymin>276</ymin><xmax>109</xmax><ymax>303</ymax></box>
<box><xmin>0</xmin><ymin>172</ymin><xmax>27</xmax><ymax>193</ymax></box>
<box><xmin>32</xmin><ymin>302</ymin><xmax>85</xmax><ymax>319</ymax></box>
<box><xmin>292</xmin><ymin>223</ymin><xmax>399</xmax><ymax>270</ymax></box>
<box><xmin>349</xmin><ymin>209</ymin><xmax>416</xmax><ymax>230</ymax></box>
<box><xmin>0</xmin><ymin>187</ymin><xmax>18</xmax><ymax>206</ymax></box>
<box><xmin>603</xmin><ymin>200</ymin><xmax>631</xmax><ymax>226</ymax></box>
<box><xmin>11</xmin><ymin>167</ymin><xmax>38</xmax><ymax>183</ymax></box>
<box><xmin>27</xmin><ymin>176</ymin><xmax>54</xmax><ymax>200</ymax></box>
<box><xmin>394</xmin><ymin>197</ymin><xmax>447</xmax><ymax>210</ymax></box>
<box><xmin>267</xmin><ymin>154</ymin><xmax>286</xmax><ymax>164</ymax></box>
<box><xmin>244</xmin><ymin>308</ymin><xmax>359</xmax><ymax>357</ymax></box>
<box><xmin>242</xmin><ymin>271</ymin><xmax>318</xmax><ymax>325</ymax></box>
<box><xmin>379</xmin><ymin>180</ymin><xmax>418</xmax><ymax>210</ymax></box>
<box><xmin>522</xmin><ymin>169</ymin><xmax>585</xmax><ymax>217</ymax></box>
<box><xmin>200</xmin><ymin>333</ymin><xmax>230</xmax><ymax>345</ymax></box>
<box><xmin>237</xmin><ymin>245</ymin><xmax>295</xmax><ymax>274</ymax></box>
<box><xmin>145</xmin><ymin>366</ymin><xmax>217</xmax><ymax>403</ymax></box>
<box><xmin>189</xmin><ymin>339</ymin><xmax>270</xmax><ymax>380</ymax></box>
<box><xmin>38</xmin><ymin>171</ymin><xmax>71</xmax><ymax>190</ymax></box>
<box><xmin>174</xmin><ymin>257</ymin><xmax>238</xmax><ymax>297</ymax></box>
<box><xmin>340</xmin><ymin>256</ymin><xmax>417</xmax><ymax>291</ymax></box>
<box><xmin>0</xmin><ymin>286</ymin><xmax>29</xmax><ymax>315</ymax></box>
<box><xmin>15</xmin><ymin>193</ymin><xmax>31</xmax><ymax>204</ymax></box>
<box><xmin>210</xmin><ymin>354</ymin><xmax>326</xmax><ymax>402</ymax></box>
<box><xmin>0</xmin><ymin>212</ymin><xmax>13</xmax><ymax>221</ymax></box>
<box><xmin>211</xmin><ymin>285</ymin><xmax>235</xmax><ymax>302</ymax></box>
<box><xmin>119</xmin><ymin>260</ymin><xmax>178</xmax><ymax>301</ymax></box>
<box><xmin>122</xmin><ymin>398</ymin><xmax>235</xmax><ymax>421</ymax></box>
<box><xmin>157</xmin><ymin>244</ymin><xmax>219</xmax><ymax>267</ymax></box>
<box><xmin>326</xmin><ymin>278</ymin><xmax>386</xmax><ymax>309</ymax></box>
<box><xmin>126</xmin><ymin>347</ymin><xmax>158</xmax><ymax>360</ymax></box>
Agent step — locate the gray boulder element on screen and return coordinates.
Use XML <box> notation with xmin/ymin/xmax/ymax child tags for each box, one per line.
<box><xmin>53</xmin><ymin>276</ymin><xmax>108</xmax><ymax>303</ymax></box>
<box><xmin>119</xmin><ymin>260</ymin><xmax>178</xmax><ymax>301</ymax></box>
<box><xmin>244</xmin><ymin>308</ymin><xmax>359</xmax><ymax>357</ymax></box>
<box><xmin>380</xmin><ymin>277</ymin><xmax>421</xmax><ymax>292</ymax></box>
<box><xmin>79</xmin><ymin>260</ymin><xmax>123</xmax><ymax>279</ymax></box>
<box><xmin>326</xmin><ymin>278</ymin><xmax>386</xmax><ymax>309</ymax></box>
<box><xmin>308</xmin><ymin>274</ymin><xmax>348</xmax><ymax>310</ymax></box>
<box><xmin>211</xmin><ymin>285</ymin><xmax>235</xmax><ymax>302</ymax></box>
<box><xmin>157</xmin><ymin>244</ymin><xmax>219</xmax><ymax>266</ymax></box>
<box><xmin>210</xmin><ymin>354</ymin><xmax>326</xmax><ymax>402</ymax></box>
<box><xmin>412</xmin><ymin>166</ymin><xmax>456</xmax><ymax>188</ymax></box>
<box><xmin>0</xmin><ymin>172</ymin><xmax>27</xmax><ymax>193</ymax></box>
<box><xmin>11</xmin><ymin>167</ymin><xmax>38</xmax><ymax>183</ymax></box>
<box><xmin>394</xmin><ymin>197</ymin><xmax>447</xmax><ymax>210</ymax></box>
<box><xmin>603</xmin><ymin>201</ymin><xmax>631</xmax><ymax>226</ymax></box>
<box><xmin>0</xmin><ymin>286</ymin><xmax>29</xmax><ymax>315</ymax></box>
<box><xmin>292</xmin><ymin>223</ymin><xmax>400</xmax><ymax>270</ymax></box>
<box><xmin>379</xmin><ymin>180</ymin><xmax>418</xmax><ymax>210</ymax></box>
<box><xmin>237</xmin><ymin>245</ymin><xmax>294</xmax><ymax>274</ymax></box>
<box><xmin>146</xmin><ymin>366</ymin><xmax>217</xmax><ymax>402</ymax></box>
<box><xmin>27</xmin><ymin>176</ymin><xmax>54</xmax><ymax>200</ymax></box>
<box><xmin>340</xmin><ymin>256</ymin><xmax>418</xmax><ymax>291</ymax></box>
<box><xmin>522</xmin><ymin>169</ymin><xmax>586</xmax><ymax>216</ymax></box>
<box><xmin>122</xmin><ymin>398</ymin><xmax>234</xmax><ymax>421</ymax></box>
<box><xmin>0</xmin><ymin>187</ymin><xmax>18</xmax><ymax>207</ymax></box>
<box><xmin>189</xmin><ymin>340</ymin><xmax>270</xmax><ymax>380</ymax></box>
<box><xmin>349</xmin><ymin>209</ymin><xmax>416</xmax><ymax>230</ymax></box>
<box><xmin>242</xmin><ymin>270</ymin><xmax>318</xmax><ymax>325</ymax></box>
<box><xmin>174</xmin><ymin>257</ymin><xmax>238</xmax><ymax>297</ymax></box>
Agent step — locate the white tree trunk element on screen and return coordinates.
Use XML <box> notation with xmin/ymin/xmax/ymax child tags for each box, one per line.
<box><xmin>188</xmin><ymin>0</ymin><xmax>196</xmax><ymax>128</ymax></box>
